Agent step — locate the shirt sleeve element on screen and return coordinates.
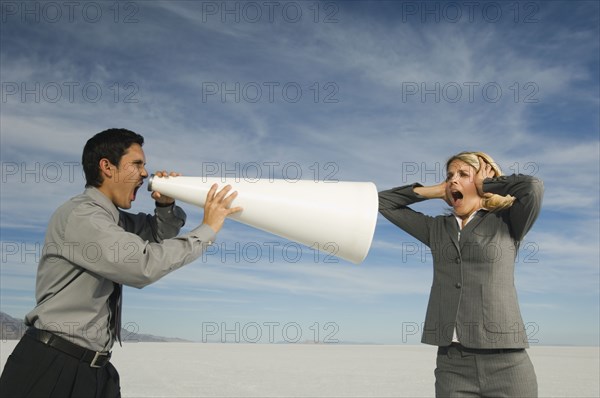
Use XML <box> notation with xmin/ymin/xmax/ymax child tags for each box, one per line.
<box><xmin>378</xmin><ymin>183</ymin><xmax>435</xmax><ymax>246</ymax></box>
<box><xmin>482</xmin><ymin>174</ymin><xmax>544</xmax><ymax>241</ymax></box>
<box><xmin>118</xmin><ymin>203</ymin><xmax>187</xmax><ymax>242</ymax></box>
<box><xmin>64</xmin><ymin>202</ymin><xmax>216</xmax><ymax>288</ymax></box>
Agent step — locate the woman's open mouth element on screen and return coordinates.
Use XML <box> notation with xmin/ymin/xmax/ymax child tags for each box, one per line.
<box><xmin>451</xmin><ymin>190</ymin><xmax>463</xmax><ymax>206</ymax></box>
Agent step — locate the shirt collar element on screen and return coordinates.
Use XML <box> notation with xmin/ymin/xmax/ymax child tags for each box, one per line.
<box><xmin>454</xmin><ymin>208</ymin><xmax>484</xmax><ymax>230</ymax></box>
<box><xmin>84</xmin><ymin>187</ymin><xmax>120</xmax><ymax>223</ymax></box>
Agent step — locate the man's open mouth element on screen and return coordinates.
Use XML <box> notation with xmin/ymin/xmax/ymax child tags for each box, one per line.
<box><xmin>132</xmin><ymin>181</ymin><xmax>144</xmax><ymax>200</ymax></box>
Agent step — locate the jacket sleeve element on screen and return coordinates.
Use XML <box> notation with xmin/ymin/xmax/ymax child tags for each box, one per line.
<box><xmin>483</xmin><ymin>174</ymin><xmax>544</xmax><ymax>241</ymax></box>
<box><xmin>64</xmin><ymin>202</ymin><xmax>215</xmax><ymax>288</ymax></box>
<box><xmin>378</xmin><ymin>183</ymin><xmax>435</xmax><ymax>246</ymax></box>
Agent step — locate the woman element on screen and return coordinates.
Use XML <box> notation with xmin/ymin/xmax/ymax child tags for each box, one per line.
<box><xmin>379</xmin><ymin>151</ymin><xmax>543</xmax><ymax>397</ymax></box>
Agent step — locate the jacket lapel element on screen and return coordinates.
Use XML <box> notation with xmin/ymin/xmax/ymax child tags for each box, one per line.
<box><xmin>459</xmin><ymin>210</ymin><xmax>488</xmax><ymax>250</ymax></box>
<box><xmin>444</xmin><ymin>217</ymin><xmax>460</xmax><ymax>252</ymax></box>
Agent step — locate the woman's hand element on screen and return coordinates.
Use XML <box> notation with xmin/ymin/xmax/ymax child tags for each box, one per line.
<box><xmin>475</xmin><ymin>157</ymin><xmax>495</xmax><ymax>197</ymax></box>
<box><xmin>414</xmin><ymin>181</ymin><xmax>451</xmax><ymax>205</ymax></box>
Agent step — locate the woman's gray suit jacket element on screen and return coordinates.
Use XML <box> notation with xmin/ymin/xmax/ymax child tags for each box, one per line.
<box><xmin>379</xmin><ymin>174</ymin><xmax>544</xmax><ymax>349</ymax></box>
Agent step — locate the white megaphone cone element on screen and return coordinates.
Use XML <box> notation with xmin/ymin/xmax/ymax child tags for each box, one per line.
<box><xmin>147</xmin><ymin>175</ymin><xmax>378</xmax><ymax>264</ymax></box>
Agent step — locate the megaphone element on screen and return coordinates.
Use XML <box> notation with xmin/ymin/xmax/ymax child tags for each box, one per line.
<box><xmin>148</xmin><ymin>175</ymin><xmax>378</xmax><ymax>264</ymax></box>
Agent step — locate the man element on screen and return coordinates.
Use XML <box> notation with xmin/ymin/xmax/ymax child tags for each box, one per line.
<box><xmin>0</xmin><ymin>128</ymin><xmax>242</xmax><ymax>397</ymax></box>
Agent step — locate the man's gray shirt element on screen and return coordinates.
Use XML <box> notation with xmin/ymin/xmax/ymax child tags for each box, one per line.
<box><xmin>25</xmin><ymin>187</ymin><xmax>216</xmax><ymax>352</ymax></box>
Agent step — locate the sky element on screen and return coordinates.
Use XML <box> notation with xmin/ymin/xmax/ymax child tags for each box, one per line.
<box><xmin>0</xmin><ymin>0</ymin><xmax>598</xmax><ymax>346</ymax></box>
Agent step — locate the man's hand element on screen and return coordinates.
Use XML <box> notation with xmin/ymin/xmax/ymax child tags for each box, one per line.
<box><xmin>151</xmin><ymin>170</ymin><xmax>180</xmax><ymax>205</ymax></box>
<box><xmin>203</xmin><ymin>184</ymin><xmax>243</xmax><ymax>233</ymax></box>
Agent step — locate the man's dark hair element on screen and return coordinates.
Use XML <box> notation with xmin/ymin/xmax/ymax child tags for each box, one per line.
<box><xmin>82</xmin><ymin>128</ymin><xmax>144</xmax><ymax>187</ymax></box>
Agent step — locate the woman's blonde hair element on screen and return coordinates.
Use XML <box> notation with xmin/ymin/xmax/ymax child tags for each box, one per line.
<box><xmin>446</xmin><ymin>151</ymin><xmax>515</xmax><ymax>212</ymax></box>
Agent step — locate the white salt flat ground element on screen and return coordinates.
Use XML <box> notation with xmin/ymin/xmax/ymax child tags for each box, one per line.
<box><xmin>1</xmin><ymin>342</ymin><xmax>598</xmax><ymax>397</ymax></box>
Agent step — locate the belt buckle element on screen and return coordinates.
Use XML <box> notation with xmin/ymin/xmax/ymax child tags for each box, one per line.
<box><xmin>90</xmin><ymin>351</ymin><xmax>111</xmax><ymax>368</ymax></box>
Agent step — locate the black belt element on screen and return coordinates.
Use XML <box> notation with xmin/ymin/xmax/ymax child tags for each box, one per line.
<box><xmin>25</xmin><ymin>328</ymin><xmax>112</xmax><ymax>368</ymax></box>
<box><xmin>438</xmin><ymin>342</ymin><xmax>525</xmax><ymax>355</ymax></box>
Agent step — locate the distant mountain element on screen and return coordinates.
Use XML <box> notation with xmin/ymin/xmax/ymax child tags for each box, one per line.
<box><xmin>119</xmin><ymin>327</ymin><xmax>190</xmax><ymax>343</ymax></box>
<box><xmin>0</xmin><ymin>311</ymin><xmax>188</xmax><ymax>342</ymax></box>
<box><xmin>0</xmin><ymin>312</ymin><xmax>25</xmax><ymax>340</ymax></box>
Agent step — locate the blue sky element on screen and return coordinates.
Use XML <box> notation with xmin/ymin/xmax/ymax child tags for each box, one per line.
<box><xmin>1</xmin><ymin>1</ymin><xmax>598</xmax><ymax>346</ymax></box>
